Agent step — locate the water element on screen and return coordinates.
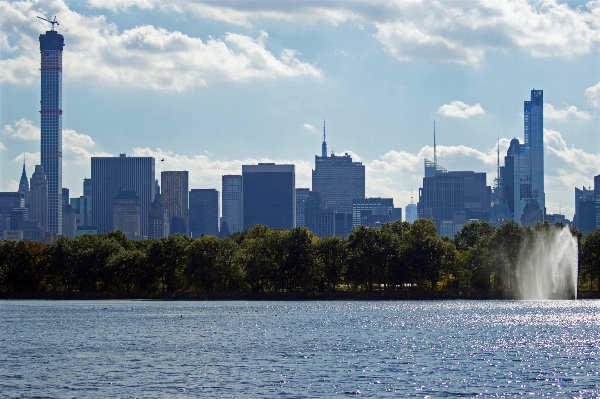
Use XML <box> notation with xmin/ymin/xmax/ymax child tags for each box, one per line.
<box><xmin>517</xmin><ymin>226</ymin><xmax>579</xmax><ymax>300</ymax></box>
<box><xmin>1</xmin><ymin>300</ymin><xmax>599</xmax><ymax>398</ymax></box>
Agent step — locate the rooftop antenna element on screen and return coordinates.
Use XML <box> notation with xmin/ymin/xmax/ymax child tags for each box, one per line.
<box><xmin>433</xmin><ymin>121</ymin><xmax>437</xmax><ymax>166</ymax></box>
<box><xmin>321</xmin><ymin>119</ymin><xmax>327</xmax><ymax>157</ymax></box>
<box><xmin>37</xmin><ymin>16</ymin><xmax>59</xmax><ymax>31</ymax></box>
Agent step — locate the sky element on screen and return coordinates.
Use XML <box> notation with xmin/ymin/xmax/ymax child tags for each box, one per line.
<box><xmin>0</xmin><ymin>0</ymin><xmax>599</xmax><ymax>220</ymax></box>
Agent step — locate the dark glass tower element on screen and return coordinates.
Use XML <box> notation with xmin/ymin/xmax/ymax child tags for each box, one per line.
<box><xmin>39</xmin><ymin>29</ymin><xmax>64</xmax><ymax>234</ymax></box>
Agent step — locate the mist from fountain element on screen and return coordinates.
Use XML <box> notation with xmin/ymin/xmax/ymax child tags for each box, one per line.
<box><xmin>517</xmin><ymin>226</ymin><xmax>578</xmax><ymax>300</ymax></box>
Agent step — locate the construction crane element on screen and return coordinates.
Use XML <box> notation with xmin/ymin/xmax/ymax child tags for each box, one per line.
<box><xmin>37</xmin><ymin>16</ymin><xmax>59</xmax><ymax>31</ymax></box>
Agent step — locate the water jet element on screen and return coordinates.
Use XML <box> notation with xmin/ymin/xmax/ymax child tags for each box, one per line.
<box><xmin>517</xmin><ymin>226</ymin><xmax>578</xmax><ymax>300</ymax></box>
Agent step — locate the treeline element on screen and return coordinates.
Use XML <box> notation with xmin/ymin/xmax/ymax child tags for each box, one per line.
<box><xmin>1</xmin><ymin>219</ymin><xmax>599</xmax><ymax>295</ymax></box>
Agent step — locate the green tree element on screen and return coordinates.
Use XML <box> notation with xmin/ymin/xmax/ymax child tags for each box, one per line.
<box><xmin>581</xmin><ymin>230</ymin><xmax>600</xmax><ymax>293</ymax></box>
<box><xmin>316</xmin><ymin>236</ymin><xmax>347</xmax><ymax>291</ymax></box>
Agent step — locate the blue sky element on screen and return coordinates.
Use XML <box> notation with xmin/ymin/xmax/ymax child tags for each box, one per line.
<box><xmin>1</xmin><ymin>0</ymin><xmax>599</xmax><ymax>219</ymax></box>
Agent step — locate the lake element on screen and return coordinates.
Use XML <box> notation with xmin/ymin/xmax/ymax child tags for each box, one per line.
<box><xmin>1</xmin><ymin>300</ymin><xmax>599</xmax><ymax>397</ymax></box>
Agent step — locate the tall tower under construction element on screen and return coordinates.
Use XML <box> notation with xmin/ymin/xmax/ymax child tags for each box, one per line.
<box><xmin>39</xmin><ymin>27</ymin><xmax>64</xmax><ymax>234</ymax></box>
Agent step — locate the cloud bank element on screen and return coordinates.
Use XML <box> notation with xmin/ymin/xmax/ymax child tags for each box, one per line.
<box><xmin>437</xmin><ymin>101</ymin><xmax>485</xmax><ymax>118</ymax></box>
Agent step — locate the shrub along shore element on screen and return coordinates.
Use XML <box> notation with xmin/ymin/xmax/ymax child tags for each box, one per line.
<box><xmin>1</xmin><ymin>219</ymin><xmax>599</xmax><ymax>299</ymax></box>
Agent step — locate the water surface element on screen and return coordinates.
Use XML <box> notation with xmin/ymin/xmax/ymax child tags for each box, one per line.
<box><xmin>1</xmin><ymin>300</ymin><xmax>599</xmax><ymax>397</ymax></box>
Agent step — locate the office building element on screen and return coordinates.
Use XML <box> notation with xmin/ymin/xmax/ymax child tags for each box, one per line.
<box><xmin>161</xmin><ymin>171</ymin><xmax>189</xmax><ymax>235</ymax></box>
<box><xmin>40</xmin><ymin>28</ymin><xmax>64</xmax><ymax>235</ymax></box>
<box><xmin>189</xmin><ymin>189</ymin><xmax>219</xmax><ymax>237</ymax></box>
<box><xmin>405</xmin><ymin>203</ymin><xmax>418</xmax><ymax>223</ymax></box>
<box><xmin>526</xmin><ymin>89</ymin><xmax>545</xmax><ymax>223</ymax></box>
<box><xmin>18</xmin><ymin>162</ymin><xmax>30</xmax><ymax>208</ymax></box>
<box><xmin>70</xmin><ymin>196</ymin><xmax>92</xmax><ymax>226</ymax></box>
<box><xmin>574</xmin><ymin>186</ymin><xmax>596</xmax><ymax>233</ymax></box>
<box><xmin>91</xmin><ymin>154</ymin><xmax>155</xmax><ymax>236</ymax></box>
<box><xmin>596</xmin><ymin>175</ymin><xmax>600</xmax><ymax>230</ymax></box>
<box><xmin>62</xmin><ymin>204</ymin><xmax>76</xmax><ymax>238</ymax></box>
<box><xmin>113</xmin><ymin>190</ymin><xmax>141</xmax><ymax>238</ymax></box>
<box><xmin>0</xmin><ymin>193</ymin><xmax>24</xmax><ymax>234</ymax></box>
<box><xmin>222</xmin><ymin>175</ymin><xmax>243</xmax><ymax>234</ymax></box>
<box><xmin>83</xmin><ymin>178</ymin><xmax>92</xmax><ymax>198</ymax></box>
<box><xmin>312</xmin><ymin>124</ymin><xmax>365</xmax><ymax>214</ymax></box>
<box><xmin>295</xmin><ymin>188</ymin><xmax>310</xmax><ymax>228</ymax></box>
<box><xmin>9</xmin><ymin>207</ymin><xmax>28</xmax><ymax>231</ymax></box>
<box><xmin>446</xmin><ymin>171</ymin><xmax>491</xmax><ymax>220</ymax></box>
<box><xmin>30</xmin><ymin>165</ymin><xmax>48</xmax><ymax>232</ymax></box>
<box><xmin>62</xmin><ymin>188</ymin><xmax>69</xmax><ymax>211</ymax></box>
<box><xmin>352</xmin><ymin>197</ymin><xmax>397</xmax><ymax>228</ymax></box>
<box><xmin>242</xmin><ymin>163</ymin><xmax>295</xmax><ymax>230</ymax></box>
<box><xmin>148</xmin><ymin>193</ymin><xmax>169</xmax><ymax>239</ymax></box>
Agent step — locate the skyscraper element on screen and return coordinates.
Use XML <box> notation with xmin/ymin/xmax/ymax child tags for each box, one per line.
<box><xmin>295</xmin><ymin>188</ymin><xmax>310</xmax><ymax>227</ymax></box>
<box><xmin>30</xmin><ymin>165</ymin><xmax>48</xmax><ymax>232</ymax></box>
<box><xmin>189</xmin><ymin>189</ymin><xmax>219</xmax><ymax>237</ymax></box>
<box><xmin>595</xmin><ymin>175</ymin><xmax>600</xmax><ymax>230</ymax></box>
<box><xmin>222</xmin><ymin>175</ymin><xmax>243</xmax><ymax>234</ymax></box>
<box><xmin>18</xmin><ymin>161</ymin><xmax>29</xmax><ymax>208</ymax></box>
<box><xmin>161</xmin><ymin>171</ymin><xmax>189</xmax><ymax>235</ymax></box>
<box><xmin>312</xmin><ymin>125</ymin><xmax>365</xmax><ymax>214</ymax></box>
<box><xmin>510</xmin><ymin>89</ymin><xmax>545</xmax><ymax>225</ymax></box>
<box><xmin>39</xmin><ymin>28</ymin><xmax>64</xmax><ymax>235</ymax></box>
<box><xmin>243</xmin><ymin>163</ymin><xmax>295</xmax><ymax>230</ymax></box>
<box><xmin>91</xmin><ymin>154</ymin><xmax>155</xmax><ymax>236</ymax></box>
<box><xmin>113</xmin><ymin>190</ymin><xmax>141</xmax><ymax>239</ymax></box>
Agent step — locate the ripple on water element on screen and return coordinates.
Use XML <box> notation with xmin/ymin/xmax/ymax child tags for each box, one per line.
<box><xmin>1</xmin><ymin>299</ymin><xmax>599</xmax><ymax>397</ymax></box>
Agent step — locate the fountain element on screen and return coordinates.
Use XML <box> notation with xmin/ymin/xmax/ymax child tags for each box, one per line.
<box><xmin>517</xmin><ymin>226</ymin><xmax>578</xmax><ymax>300</ymax></box>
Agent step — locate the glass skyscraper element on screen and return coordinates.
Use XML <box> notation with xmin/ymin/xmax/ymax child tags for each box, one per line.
<box><xmin>39</xmin><ymin>29</ymin><xmax>64</xmax><ymax>234</ymax></box>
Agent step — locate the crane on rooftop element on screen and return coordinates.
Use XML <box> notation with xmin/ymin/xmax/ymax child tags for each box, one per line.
<box><xmin>37</xmin><ymin>16</ymin><xmax>59</xmax><ymax>31</ymax></box>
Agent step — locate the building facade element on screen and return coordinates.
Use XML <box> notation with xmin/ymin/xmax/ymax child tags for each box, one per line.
<box><xmin>222</xmin><ymin>175</ymin><xmax>243</xmax><ymax>234</ymax></box>
<box><xmin>352</xmin><ymin>197</ymin><xmax>397</xmax><ymax>228</ymax></box>
<box><xmin>574</xmin><ymin>186</ymin><xmax>596</xmax><ymax>233</ymax></box>
<box><xmin>312</xmin><ymin>131</ymin><xmax>365</xmax><ymax>214</ymax></box>
<box><xmin>18</xmin><ymin>162</ymin><xmax>30</xmax><ymax>208</ymax></box>
<box><xmin>40</xmin><ymin>29</ymin><xmax>64</xmax><ymax>235</ymax></box>
<box><xmin>161</xmin><ymin>171</ymin><xmax>189</xmax><ymax>235</ymax></box>
<box><xmin>148</xmin><ymin>193</ymin><xmax>169</xmax><ymax>239</ymax></box>
<box><xmin>30</xmin><ymin>165</ymin><xmax>48</xmax><ymax>233</ymax></box>
<box><xmin>242</xmin><ymin>163</ymin><xmax>295</xmax><ymax>230</ymax></box>
<box><xmin>91</xmin><ymin>154</ymin><xmax>155</xmax><ymax>236</ymax></box>
<box><xmin>295</xmin><ymin>188</ymin><xmax>310</xmax><ymax>228</ymax></box>
<box><xmin>189</xmin><ymin>189</ymin><xmax>219</xmax><ymax>237</ymax></box>
<box><xmin>113</xmin><ymin>190</ymin><xmax>141</xmax><ymax>238</ymax></box>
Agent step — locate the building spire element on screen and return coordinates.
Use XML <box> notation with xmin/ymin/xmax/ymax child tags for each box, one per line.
<box><xmin>433</xmin><ymin>121</ymin><xmax>437</xmax><ymax>166</ymax></box>
<box><xmin>321</xmin><ymin>119</ymin><xmax>327</xmax><ymax>157</ymax></box>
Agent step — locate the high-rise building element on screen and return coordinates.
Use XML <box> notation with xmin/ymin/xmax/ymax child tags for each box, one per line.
<box><xmin>596</xmin><ymin>175</ymin><xmax>600</xmax><ymax>230</ymax></box>
<box><xmin>405</xmin><ymin>203</ymin><xmax>417</xmax><ymax>223</ymax></box>
<box><xmin>222</xmin><ymin>175</ymin><xmax>243</xmax><ymax>234</ymax></box>
<box><xmin>509</xmin><ymin>89</ymin><xmax>545</xmax><ymax>225</ymax></box>
<box><xmin>148</xmin><ymin>193</ymin><xmax>169</xmax><ymax>239</ymax></box>
<box><xmin>70</xmin><ymin>196</ymin><xmax>92</xmax><ymax>226</ymax></box>
<box><xmin>91</xmin><ymin>154</ymin><xmax>155</xmax><ymax>236</ymax></box>
<box><xmin>61</xmin><ymin>188</ymin><xmax>69</xmax><ymax>211</ymax></box>
<box><xmin>30</xmin><ymin>165</ymin><xmax>48</xmax><ymax>232</ymax></box>
<box><xmin>242</xmin><ymin>163</ymin><xmax>295</xmax><ymax>230</ymax></box>
<box><xmin>161</xmin><ymin>171</ymin><xmax>189</xmax><ymax>235</ymax></box>
<box><xmin>417</xmin><ymin>165</ymin><xmax>464</xmax><ymax>234</ymax></box>
<box><xmin>295</xmin><ymin>188</ymin><xmax>310</xmax><ymax>227</ymax></box>
<box><xmin>62</xmin><ymin>204</ymin><xmax>76</xmax><ymax>239</ymax></box>
<box><xmin>352</xmin><ymin>197</ymin><xmax>396</xmax><ymax>228</ymax></box>
<box><xmin>83</xmin><ymin>178</ymin><xmax>92</xmax><ymax>198</ymax></box>
<box><xmin>18</xmin><ymin>162</ymin><xmax>30</xmax><ymax>208</ymax></box>
<box><xmin>40</xmin><ymin>28</ymin><xmax>64</xmax><ymax>235</ymax></box>
<box><xmin>113</xmin><ymin>190</ymin><xmax>141</xmax><ymax>239</ymax></box>
<box><xmin>0</xmin><ymin>193</ymin><xmax>24</xmax><ymax>234</ymax></box>
<box><xmin>312</xmin><ymin>124</ymin><xmax>365</xmax><ymax>214</ymax></box>
<box><xmin>446</xmin><ymin>171</ymin><xmax>491</xmax><ymax>220</ymax></box>
<box><xmin>189</xmin><ymin>189</ymin><xmax>219</xmax><ymax>237</ymax></box>
<box><xmin>574</xmin><ymin>186</ymin><xmax>595</xmax><ymax>233</ymax></box>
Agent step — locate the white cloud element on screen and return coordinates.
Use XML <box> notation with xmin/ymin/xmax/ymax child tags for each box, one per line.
<box><xmin>2</xmin><ymin>118</ymin><xmax>40</xmax><ymax>140</ymax></box>
<box><xmin>374</xmin><ymin>0</ymin><xmax>600</xmax><ymax>64</ymax></box>
<box><xmin>303</xmin><ymin>123</ymin><xmax>316</xmax><ymax>133</ymax></box>
<box><xmin>544</xmin><ymin>103</ymin><xmax>592</xmax><ymax>120</ymax></box>
<box><xmin>544</xmin><ymin>128</ymin><xmax>600</xmax><ymax>177</ymax></box>
<box><xmin>87</xmin><ymin>0</ymin><xmax>156</xmax><ymax>12</ymax></box>
<box><xmin>585</xmin><ymin>82</ymin><xmax>600</xmax><ymax>108</ymax></box>
<box><xmin>438</xmin><ymin>101</ymin><xmax>485</xmax><ymax>118</ymax></box>
<box><xmin>5</xmin><ymin>179</ymin><xmax>19</xmax><ymax>192</ymax></box>
<box><xmin>0</xmin><ymin>142</ymin><xmax>7</xmax><ymax>151</ymax></box>
<box><xmin>131</xmin><ymin>147</ymin><xmax>314</xmax><ymax>189</ymax></box>
<box><xmin>0</xmin><ymin>1</ymin><xmax>322</xmax><ymax>90</ymax></box>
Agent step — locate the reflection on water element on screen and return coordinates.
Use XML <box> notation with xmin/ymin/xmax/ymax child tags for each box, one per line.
<box><xmin>1</xmin><ymin>300</ymin><xmax>599</xmax><ymax>397</ymax></box>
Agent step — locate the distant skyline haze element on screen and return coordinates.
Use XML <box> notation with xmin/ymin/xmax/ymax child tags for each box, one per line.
<box><xmin>0</xmin><ymin>0</ymin><xmax>599</xmax><ymax>220</ymax></box>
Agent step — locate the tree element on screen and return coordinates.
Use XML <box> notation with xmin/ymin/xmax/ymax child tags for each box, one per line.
<box><xmin>316</xmin><ymin>236</ymin><xmax>347</xmax><ymax>291</ymax></box>
<box><xmin>490</xmin><ymin>221</ymin><xmax>523</xmax><ymax>291</ymax></box>
<box><xmin>581</xmin><ymin>230</ymin><xmax>600</xmax><ymax>293</ymax></box>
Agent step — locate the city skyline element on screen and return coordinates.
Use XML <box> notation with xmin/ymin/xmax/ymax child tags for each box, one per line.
<box><xmin>1</xmin><ymin>0</ymin><xmax>599</xmax><ymax>220</ymax></box>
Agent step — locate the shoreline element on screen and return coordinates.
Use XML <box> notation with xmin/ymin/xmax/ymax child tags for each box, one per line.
<box><xmin>1</xmin><ymin>290</ymin><xmax>597</xmax><ymax>300</ymax></box>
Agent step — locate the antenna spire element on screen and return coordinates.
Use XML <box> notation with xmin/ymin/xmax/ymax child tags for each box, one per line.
<box><xmin>321</xmin><ymin>119</ymin><xmax>327</xmax><ymax>157</ymax></box>
<box><xmin>433</xmin><ymin>121</ymin><xmax>437</xmax><ymax>166</ymax></box>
